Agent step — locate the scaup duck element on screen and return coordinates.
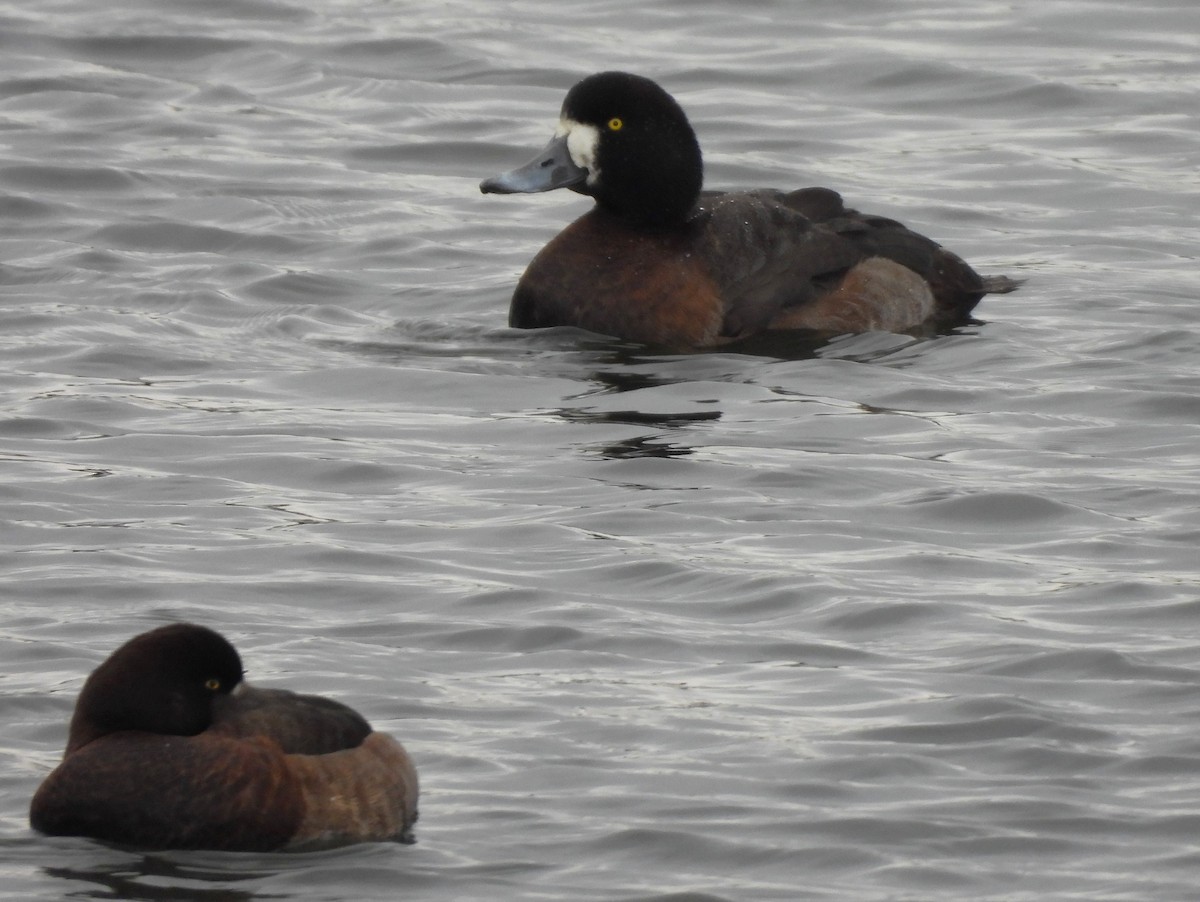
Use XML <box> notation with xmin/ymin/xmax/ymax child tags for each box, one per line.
<box><xmin>29</xmin><ymin>623</ymin><xmax>418</xmax><ymax>851</ymax></box>
<box><xmin>481</xmin><ymin>71</ymin><xmax>1020</xmax><ymax>351</ymax></box>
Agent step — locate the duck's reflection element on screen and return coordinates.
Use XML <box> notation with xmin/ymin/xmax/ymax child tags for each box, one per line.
<box><xmin>587</xmin><ymin>434</ymin><xmax>695</xmax><ymax>459</ymax></box>
<box><xmin>553</xmin><ymin>405</ymin><xmax>721</xmax><ymax>459</ymax></box>
<box><xmin>42</xmin><ymin>856</ymin><xmax>276</xmax><ymax>901</ymax></box>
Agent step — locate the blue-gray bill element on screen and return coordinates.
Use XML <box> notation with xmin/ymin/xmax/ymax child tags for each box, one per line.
<box><xmin>480</xmin><ymin>134</ymin><xmax>587</xmax><ymax>194</ymax></box>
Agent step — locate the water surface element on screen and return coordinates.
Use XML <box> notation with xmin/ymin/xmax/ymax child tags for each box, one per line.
<box><xmin>2</xmin><ymin>1</ymin><xmax>1199</xmax><ymax>899</ymax></box>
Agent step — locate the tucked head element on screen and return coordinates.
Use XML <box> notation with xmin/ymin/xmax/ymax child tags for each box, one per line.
<box><xmin>67</xmin><ymin>623</ymin><xmax>245</xmax><ymax>753</ymax></box>
<box><xmin>481</xmin><ymin>71</ymin><xmax>704</xmax><ymax>226</ymax></box>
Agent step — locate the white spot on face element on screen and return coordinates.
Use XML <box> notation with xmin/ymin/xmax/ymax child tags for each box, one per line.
<box><xmin>557</xmin><ymin>118</ymin><xmax>601</xmax><ymax>185</ymax></box>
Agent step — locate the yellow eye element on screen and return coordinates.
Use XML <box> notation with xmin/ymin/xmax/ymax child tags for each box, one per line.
<box><xmin>205</xmin><ymin>678</ymin><xmax>221</xmax><ymax>691</ymax></box>
<box><xmin>607</xmin><ymin>117</ymin><xmax>623</xmax><ymax>131</ymax></box>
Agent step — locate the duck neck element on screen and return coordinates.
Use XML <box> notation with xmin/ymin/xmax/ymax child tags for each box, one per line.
<box><xmin>592</xmin><ymin>135</ymin><xmax>703</xmax><ymax>228</ymax></box>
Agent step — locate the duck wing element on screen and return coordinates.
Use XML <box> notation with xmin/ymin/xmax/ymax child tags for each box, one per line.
<box><xmin>212</xmin><ymin>685</ymin><xmax>372</xmax><ymax>755</ymax></box>
<box><xmin>697</xmin><ymin>188</ymin><xmax>1017</xmax><ymax>336</ymax></box>
<box><xmin>786</xmin><ymin>187</ymin><xmax>1022</xmax><ymax>324</ymax></box>
<box><xmin>692</xmin><ymin>189</ymin><xmax>864</xmax><ymax>337</ymax></box>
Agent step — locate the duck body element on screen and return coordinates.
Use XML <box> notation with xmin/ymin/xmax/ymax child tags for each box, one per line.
<box><xmin>482</xmin><ymin>72</ymin><xmax>1020</xmax><ymax>351</ymax></box>
<box><xmin>29</xmin><ymin>624</ymin><xmax>418</xmax><ymax>852</ymax></box>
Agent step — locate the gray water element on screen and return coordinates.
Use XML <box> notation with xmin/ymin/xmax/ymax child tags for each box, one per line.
<box><xmin>2</xmin><ymin>0</ymin><xmax>1199</xmax><ymax>899</ymax></box>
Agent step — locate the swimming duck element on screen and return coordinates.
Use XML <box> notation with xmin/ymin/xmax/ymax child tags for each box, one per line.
<box><xmin>29</xmin><ymin>623</ymin><xmax>418</xmax><ymax>851</ymax></box>
<box><xmin>481</xmin><ymin>71</ymin><xmax>1020</xmax><ymax>351</ymax></box>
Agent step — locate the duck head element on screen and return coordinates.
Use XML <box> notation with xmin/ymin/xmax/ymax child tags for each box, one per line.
<box><xmin>66</xmin><ymin>623</ymin><xmax>245</xmax><ymax>753</ymax></box>
<box><xmin>481</xmin><ymin>71</ymin><xmax>704</xmax><ymax>227</ymax></box>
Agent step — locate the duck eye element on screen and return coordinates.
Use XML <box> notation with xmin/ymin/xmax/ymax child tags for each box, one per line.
<box><xmin>204</xmin><ymin>678</ymin><xmax>221</xmax><ymax>691</ymax></box>
<box><xmin>607</xmin><ymin>117</ymin><xmax>623</xmax><ymax>132</ymax></box>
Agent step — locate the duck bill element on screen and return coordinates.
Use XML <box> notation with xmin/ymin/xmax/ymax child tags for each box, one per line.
<box><xmin>480</xmin><ymin>133</ymin><xmax>588</xmax><ymax>194</ymax></box>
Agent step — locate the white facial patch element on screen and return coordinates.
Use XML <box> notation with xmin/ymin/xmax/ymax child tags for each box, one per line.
<box><xmin>557</xmin><ymin>118</ymin><xmax>601</xmax><ymax>185</ymax></box>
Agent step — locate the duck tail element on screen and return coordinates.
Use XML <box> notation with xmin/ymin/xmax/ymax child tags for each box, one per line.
<box><xmin>980</xmin><ymin>274</ymin><xmax>1024</xmax><ymax>294</ymax></box>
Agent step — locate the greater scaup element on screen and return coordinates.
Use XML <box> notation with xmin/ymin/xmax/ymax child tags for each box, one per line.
<box><xmin>29</xmin><ymin>623</ymin><xmax>418</xmax><ymax>851</ymax></box>
<box><xmin>481</xmin><ymin>71</ymin><xmax>1020</xmax><ymax>350</ymax></box>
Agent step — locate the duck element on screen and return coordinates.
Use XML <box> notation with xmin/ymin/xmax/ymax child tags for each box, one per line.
<box><xmin>29</xmin><ymin>623</ymin><xmax>418</xmax><ymax>852</ymax></box>
<box><xmin>480</xmin><ymin>71</ymin><xmax>1020</xmax><ymax>351</ymax></box>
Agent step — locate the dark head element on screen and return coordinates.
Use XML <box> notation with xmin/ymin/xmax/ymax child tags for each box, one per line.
<box><xmin>66</xmin><ymin>623</ymin><xmax>245</xmax><ymax>754</ymax></box>
<box><xmin>480</xmin><ymin>72</ymin><xmax>704</xmax><ymax>227</ymax></box>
